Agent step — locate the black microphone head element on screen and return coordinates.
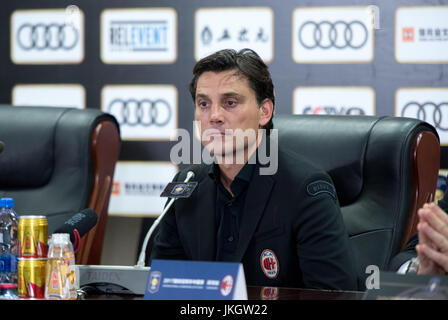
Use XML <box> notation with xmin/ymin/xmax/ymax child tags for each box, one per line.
<box><xmin>54</xmin><ymin>208</ymin><xmax>98</xmax><ymax>243</ymax></box>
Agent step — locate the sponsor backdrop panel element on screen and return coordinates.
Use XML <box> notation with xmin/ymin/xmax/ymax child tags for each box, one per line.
<box><xmin>101</xmin><ymin>84</ymin><xmax>178</xmax><ymax>141</ymax></box>
<box><xmin>195</xmin><ymin>7</ymin><xmax>274</xmax><ymax>62</ymax></box>
<box><xmin>292</xmin><ymin>6</ymin><xmax>375</xmax><ymax>63</ymax></box>
<box><xmin>293</xmin><ymin>87</ymin><xmax>376</xmax><ymax>116</ymax></box>
<box><xmin>109</xmin><ymin>161</ymin><xmax>178</xmax><ymax>217</ymax></box>
<box><xmin>12</xmin><ymin>84</ymin><xmax>86</xmax><ymax>108</ymax></box>
<box><xmin>10</xmin><ymin>8</ymin><xmax>85</xmax><ymax>64</ymax></box>
<box><xmin>1</xmin><ymin>0</ymin><xmax>448</xmax><ymax>264</ymax></box>
<box><xmin>396</xmin><ymin>88</ymin><xmax>448</xmax><ymax>145</ymax></box>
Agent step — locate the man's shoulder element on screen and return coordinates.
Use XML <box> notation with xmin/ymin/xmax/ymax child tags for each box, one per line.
<box><xmin>277</xmin><ymin>147</ymin><xmax>328</xmax><ymax>177</ymax></box>
<box><xmin>275</xmin><ymin>147</ymin><xmax>337</xmax><ymax>198</ymax></box>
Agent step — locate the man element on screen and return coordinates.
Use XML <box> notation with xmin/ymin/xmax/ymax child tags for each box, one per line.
<box><xmin>150</xmin><ymin>48</ymin><xmax>357</xmax><ymax>290</ymax></box>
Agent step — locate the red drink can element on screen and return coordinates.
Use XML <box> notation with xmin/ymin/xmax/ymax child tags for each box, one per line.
<box><xmin>18</xmin><ymin>216</ymin><xmax>48</xmax><ymax>258</ymax></box>
<box><xmin>17</xmin><ymin>258</ymin><xmax>47</xmax><ymax>299</ymax></box>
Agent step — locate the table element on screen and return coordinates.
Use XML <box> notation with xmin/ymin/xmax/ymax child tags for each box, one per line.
<box><xmin>82</xmin><ymin>286</ymin><xmax>365</xmax><ymax>300</ymax></box>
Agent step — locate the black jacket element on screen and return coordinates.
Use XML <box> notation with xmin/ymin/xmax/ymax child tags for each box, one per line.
<box><xmin>150</xmin><ymin>147</ymin><xmax>358</xmax><ymax>290</ymax></box>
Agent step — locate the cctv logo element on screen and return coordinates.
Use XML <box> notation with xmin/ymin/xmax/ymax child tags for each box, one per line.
<box><xmin>101</xmin><ymin>8</ymin><xmax>177</xmax><ymax>64</ymax></box>
<box><xmin>101</xmin><ymin>85</ymin><xmax>178</xmax><ymax>141</ymax></box>
<box><xmin>293</xmin><ymin>87</ymin><xmax>376</xmax><ymax>116</ymax></box>
<box><xmin>303</xmin><ymin>106</ymin><xmax>365</xmax><ymax>115</ymax></box>
<box><xmin>293</xmin><ymin>6</ymin><xmax>374</xmax><ymax>63</ymax></box>
<box><xmin>11</xmin><ymin>9</ymin><xmax>84</xmax><ymax>64</ymax></box>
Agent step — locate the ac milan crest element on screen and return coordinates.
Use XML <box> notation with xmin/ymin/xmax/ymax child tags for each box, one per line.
<box><xmin>260</xmin><ymin>249</ymin><xmax>279</xmax><ymax>279</ymax></box>
<box><xmin>220</xmin><ymin>274</ymin><xmax>234</xmax><ymax>296</ymax></box>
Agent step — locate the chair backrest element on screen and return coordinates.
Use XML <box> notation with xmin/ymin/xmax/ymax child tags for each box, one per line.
<box><xmin>273</xmin><ymin>114</ymin><xmax>440</xmax><ymax>289</ymax></box>
<box><xmin>0</xmin><ymin>105</ymin><xmax>120</xmax><ymax>265</ymax></box>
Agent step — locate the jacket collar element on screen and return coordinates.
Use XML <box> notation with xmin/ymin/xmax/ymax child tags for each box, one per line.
<box><xmin>195</xmin><ymin>161</ymin><xmax>275</xmax><ymax>262</ymax></box>
<box><xmin>195</xmin><ymin>132</ymin><xmax>276</xmax><ymax>261</ymax></box>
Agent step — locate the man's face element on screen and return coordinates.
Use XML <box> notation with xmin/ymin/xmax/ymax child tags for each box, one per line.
<box><xmin>194</xmin><ymin>69</ymin><xmax>271</xmax><ymax>161</ymax></box>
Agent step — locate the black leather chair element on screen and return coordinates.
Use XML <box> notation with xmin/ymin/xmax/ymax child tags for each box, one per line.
<box><xmin>0</xmin><ymin>105</ymin><xmax>120</xmax><ymax>265</ymax></box>
<box><xmin>273</xmin><ymin>114</ymin><xmax>440</xmax><ymax>290</ymax></box>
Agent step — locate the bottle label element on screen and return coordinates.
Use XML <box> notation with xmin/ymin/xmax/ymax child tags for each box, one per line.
<box><xmin>11</xmin><ymin>255</ymin><xmax>18</xmax><ymax>273</ymax></box>
<box><xmin>0</xmin><ymin>256</ymin><xmax>11</xmax><ymax>272</ymax></box>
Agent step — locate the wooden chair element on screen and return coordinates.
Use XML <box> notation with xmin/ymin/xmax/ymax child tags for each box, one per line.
<box><xmin>0</xmin><ymin>105</ymin><xmax>120</xmax><ymax>264</ymax></box>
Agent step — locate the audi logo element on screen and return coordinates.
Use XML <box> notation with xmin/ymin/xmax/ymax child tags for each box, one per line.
<box><xmin>298</xmin><ymin>20</ymin><xmax>368</xmax><ymax>49</ymax></box>
<box><xmin>108</xmin><ymin>99</ymin><xmax>172</xmax><ymax>127</ymax></box>
<box><xmin>303</xmin><ymin>106</ymin><xmax>365</xmax><ymax>115</ymax></box>
<box><xmin>17</xmin><ymin>23</ymin><xmax>79</xmax><ymax>50</ymax></box>
<box><xmin>401</xmin><ymin>101</ymin><xmax>448</xmax><ymax>131</ymax></box>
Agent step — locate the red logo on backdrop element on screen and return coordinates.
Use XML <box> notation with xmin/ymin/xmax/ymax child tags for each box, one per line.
<box><xmin>260</xmin><ymin>249</ymin><xmax>279</xmax><ymax>279</ymax></box>
<box><xmin>402</xmin><ymin>27</ymin><xmax>414</xmax><ymax>42</ymax></box>
<box><xmin>112</xmin><ymin>181</ymin><xmax>121</xmax><ymax>195</ymax></box>
<box><xmin>220</xmin><ymin>275</ymin><xmax>234</xmax><ymax>296</ymax></box>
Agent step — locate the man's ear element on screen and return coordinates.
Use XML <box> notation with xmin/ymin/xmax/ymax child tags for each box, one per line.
<box><xmin>258</xmin><ymin>99</ymin><xmax>274</xmax><ymax>127</ymax></box>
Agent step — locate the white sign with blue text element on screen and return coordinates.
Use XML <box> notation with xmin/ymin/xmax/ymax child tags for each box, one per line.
<box><xmin>144</xmin><ymin>259</ymin><xmax>247</xmax><ymax>300</ymax></box>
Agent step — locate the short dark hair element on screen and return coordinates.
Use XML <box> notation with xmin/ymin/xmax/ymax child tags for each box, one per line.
<box><xmin>189</xmin><ymin>48</ymin><xmax>275</xmax><ymax>132</ymax></box>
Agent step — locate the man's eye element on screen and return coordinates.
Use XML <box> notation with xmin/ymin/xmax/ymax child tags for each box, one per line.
<box><xmin>198</xmin><ymin>101</ymin><xmax>209</xmax><ymax>108</ymax></box>
<box><xmin>225</xmin><ymin>100</ymin><xmax>237</xmax><ymax>107</ymax></box>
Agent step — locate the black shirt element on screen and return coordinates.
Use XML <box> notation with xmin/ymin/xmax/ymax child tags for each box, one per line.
<box><xmin>208</xmin><ymin>161</ymin><xmax>255</xmax><ymax>261</ymax></box>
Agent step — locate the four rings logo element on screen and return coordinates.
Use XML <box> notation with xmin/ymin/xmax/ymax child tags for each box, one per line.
<box><xmin>17</xmin><ymin>23</ymin><xmax>79</xmax><ymax>50</ymax></box>
<box><xmin>101</xmin><ymin>85</ymin><xmax>177</xmax><ymax>140</ymax></box>
<box><xmin>401</xmin><ymin>101</ymin><xmax>448</xmax><ymax>131</ymax></box>
<box><xmin>108</xmin><ymin>99</ymin><xmax>172</xmax><ymax>127</ymax></box>
<box><xmin>293</xmin><ymin>8</ymin><xmax>374</xmax><ymax>63</ymax></box>
<box><xmin>298</xmin><ymin>20</ymin><xmax>368</xmax><ymax>50</ymax></box>
<box><xmin>11</xmin><ymin>9</ymin><xmax>84</xmax><ymax>63</ymax></box>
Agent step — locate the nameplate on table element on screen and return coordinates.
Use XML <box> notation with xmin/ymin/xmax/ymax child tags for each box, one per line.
<box><xmin>144</xmin><ymin>259</ymin><xmax>247</xmax><ymax>300</ymax></box>
<box><xmin>363</xmin><ymin>271</ymin><xmax>448</xmax><ymax>300</ymax></box>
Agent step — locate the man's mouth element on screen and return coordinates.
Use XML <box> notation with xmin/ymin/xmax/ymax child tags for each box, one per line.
<box><xmin>204</xmin><ymin>128</ymin><xmax>227</xmax><ymax>138</ymax></box>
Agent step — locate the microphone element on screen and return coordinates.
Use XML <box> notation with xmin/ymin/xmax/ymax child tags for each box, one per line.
<box><xmin>136</xmin><ymin>165</ymin><xmax>200</xmax><ymax>267</ymax></box>
<box><xmin>53</xmin><ymin>208</ymin><xmax>98</xmax><ymax>252</ymax></box>
<box><xmin>77</xmin><ymin>168</ymin><xmax>200</xmax><ymax>295</ymax></box>
<box><xmin>0</xmin><ymin>141</ymin><xmax>4</xmax><ymax>153</ymax></box>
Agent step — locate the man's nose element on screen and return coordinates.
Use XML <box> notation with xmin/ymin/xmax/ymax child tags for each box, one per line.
<box><xmin>209</xmin><ymin>104</ymin><xmax>224</xmax><ymax>123</ymax></box>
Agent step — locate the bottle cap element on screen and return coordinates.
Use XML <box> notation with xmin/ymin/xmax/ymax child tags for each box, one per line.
<box><xmin>51</xmin><ymin>233</ymin><xmax>70</xmax><ymax>243</ymax></box>
<box><xmin>3</xmin><ymin>198</ymin><xmax>14</xmax><ymax>209</ymax></box>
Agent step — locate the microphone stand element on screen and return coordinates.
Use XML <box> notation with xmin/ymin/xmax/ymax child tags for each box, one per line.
<box><xmin>136</xmin><ymin>170</ymin><xmax>195</xmax><ymax>267</ymax></box>
<box><xmin>76</xmin><ymin>170</ymin><xmax>196</xmax><ymax>295</ymax></box>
